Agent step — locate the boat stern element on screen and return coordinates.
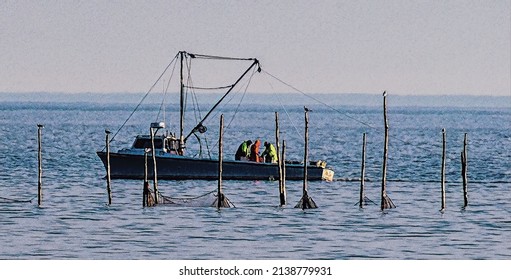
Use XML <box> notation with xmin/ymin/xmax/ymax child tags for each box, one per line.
<box><xmin>312</xmin><ymin>160</ymin><xmax>334</xmax><ymax>181</ymax></box>
<box><xmin>322</xmin><ymin>168</ymin><xmax>335</xmax><ymax>181</ymax></box>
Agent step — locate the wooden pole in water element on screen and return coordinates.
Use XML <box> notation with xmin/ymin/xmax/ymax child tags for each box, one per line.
<box><xmin>359</xmin><ymin>133</ymin><xmax>367</xmax><ymax>208</ymax></box>
<box><xmin>302</xmin><ymin>108</ymin><xmax>309</xmax><ymax>210</ymax></box>
<box><xmin>441</xmin><ymin>128</ymin><xmax>446</xmax><ymax>212</ymax></box>
<box><xmin>295</xmin><ymin>107</ymin><xmax>317</xmax><ymax>209</ymax></box>
<box><xmin>381</xmin><ymin>92</ymin><xmax>388</xmax><ymax>210</ymax></box>
<box><xmin>303</xmin><ymin>108</ymin><xmax>309</xmax><ymax>201</ymax></box>
<box><xmin>275</xmin><ymin>112</ymin><xmax>286</xmax><ymax>206</ymax></box>
<box><xmin>381</xmin><ymin>91</ymin><xmax>395</xmax><ymax>210</ymax></box>
<box><xmin>143</xmin><ymin>148</ymin><xmax>148</xmax><ymax>207</ymax></box>
<box><xmin>275</xmin><ymin>112</ymin><xmax>281</xmax><ymax>193</ymax></box>
<box><xmin>462</xmin><ymin>133</ymin><xmax>468</xmax><ymax>208</ymax></box>
<box><xmin>381</xmin><ymin>92</ymin><xmax>389</xmax><ymax>210</ymax></box>
<box><xmin>105</xmin><ymin>130</ymin><xmax>112</xmax><ymax>205</ymax></box>
<box><xmin>217</xmin><ymin>114</ymin><xmax>224</xmax><ymax>209</ymax></box>
<box><xmin>280</xmin><ymin>140</ymin><xmax>287</xmax><ymax>206</ymax></box>
<box><xmin>37</xmin><ymin>124</ymin><xmax>43</xmax><ymax>206</ymax></box>
<box><xmin>150</xmin><ymin>127</ymin><xmax>158</xmax><ymax>204</ymax></box>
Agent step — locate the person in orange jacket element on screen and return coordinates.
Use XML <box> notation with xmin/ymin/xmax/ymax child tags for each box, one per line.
<box><xmin>249</xmin><ymin>139</ymin><xmax>262</xmax><ymax>162</ymax></box>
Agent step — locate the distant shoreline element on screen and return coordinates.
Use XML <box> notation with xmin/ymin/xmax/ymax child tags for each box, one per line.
<box><xmin>1</xmin><ymin>92</ymin><xmax>510</xmax><ymax>108</ymax></box>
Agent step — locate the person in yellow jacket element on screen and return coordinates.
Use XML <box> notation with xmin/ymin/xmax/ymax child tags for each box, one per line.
<box><xmin>261</xmin><ymin>141</ymin><xmax>278</xmax><ymax>163</ymax></box>
<box><xmin>235</xmin><ymin>140</ymin><xmax>252</xmax><ymax>160</ymax></box>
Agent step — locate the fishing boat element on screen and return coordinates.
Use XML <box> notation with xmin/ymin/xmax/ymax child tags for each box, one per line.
<box><xmin>97</xmin><ymin>51</ymin><xmax>334</xmax><ymax>181</ymax></box>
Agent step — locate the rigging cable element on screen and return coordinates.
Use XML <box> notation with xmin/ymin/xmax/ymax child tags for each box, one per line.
<box><xmin>156</xmin><ymin>58</ymin><xmax>178</xmax><ymax>123</ymax></box>
<box><xmin>183</xmin><ymin>58</ymin><xmax>261</xmax><ymax>143</ymax></box>
<box><xmin>264</xmin><ymin>76</ymin><xmax>304</xmax><ymax>142</ymax></box>
<box><xmin>261</xmin><ymin>69</ymin><xmax>376</xmax><ymax>130</ymax></box>
<box><xmin>225</xmin><ymin>66</ymin><xmax>258</xmax><ymax>130</ymax></box>
<box><xmin>261</xmin><ymin>69</ymin><xmax>442</xmax><ymax>153</ymax></box>
<box><xmin>184</xmin><ymin>84</ymin><xmax>234</xmax><ymax>90</ymax></box>
<box><xmin>182</xmin><ymin>55</ymin><xmax>213</xmax><ymax>159</ymax></box>
<box><xmin>188</xmin><ymin>52</ymin><xmax>257</xmax><ymax>61</ymax></box>
<box><xmin>206</xmin><ymin>65</ymin><xmax>259</xmax><ymax>152</ymax></box>
<box><xmin>107</xmin><ymin>53</ymin><xmax>179</xmax><ymax>146</ymax></box>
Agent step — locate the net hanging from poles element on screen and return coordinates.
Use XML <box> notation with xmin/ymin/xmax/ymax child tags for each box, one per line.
<box><xmin>146</xmin><ymin>189</ymin><xmax>233</xmax><ymax>208</ymax></box>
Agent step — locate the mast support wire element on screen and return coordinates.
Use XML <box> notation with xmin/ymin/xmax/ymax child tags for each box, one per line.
<box><xmin>184</xmin><ymin>84</ymin><xmax>234</xmax><ymax>90</ymax></box>
<box><xmin>261</xmin><ymin>69</ymin><xmax>442</xmax><ymax>153</ymax></box>
<box><xmin>187</xmin><ymin>52</ymin><xmax>257</xmax><ymax>62</ymax></box>
<box><xmin>262</xmin><ymin>69</ymin><xmax>376</xmax><ymax>130</ymax></box>
<box><xmin>106</xmin><ymin>53</ymin><xmax>179</xmax><ymax>148</ymax></box>
<box><xmin>184</xmin><ymin>58</ymin><xmax>261</xmax><ymax>142</ymax></box>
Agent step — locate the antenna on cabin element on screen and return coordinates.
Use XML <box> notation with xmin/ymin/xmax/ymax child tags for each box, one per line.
<box><xmin>150</xmin><ymin>122</ymin><xmax>165</xmax><ymax>135</ymax></box>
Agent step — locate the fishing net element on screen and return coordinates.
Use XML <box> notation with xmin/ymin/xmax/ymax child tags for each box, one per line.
<box><xmin>294</xmin><ymin>193</ymin><xmax>317</xmax><ymax>209</ymax></box>
<box><xmin>381</xmin><ymin>193</ymin><xmax>396</xmax><ymax>209</ymax></box>
<box><xmin>144</xmin><ymin>186</ymin><xmax>233</xmax><ymax>208</ymax></box>
<box><xmin>160</xmin><ymin>190</ymin><xmax>233</xmax><ymax>208</ymax></box>
<box><xmin>355</xmin><ymin>196</ymin><xmax>377</xmax><ymax>207</ymax></box>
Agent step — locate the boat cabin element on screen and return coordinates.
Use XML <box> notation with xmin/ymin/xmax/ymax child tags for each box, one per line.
<box><xmin>120</xmin><ymin>135</ymin><xmax>179</xmax><ymax>155</ymax></box>
<box><xmin>119</xmin><ymin>122</ymin><xmax>180</xmax><ymax>155</ymax></box>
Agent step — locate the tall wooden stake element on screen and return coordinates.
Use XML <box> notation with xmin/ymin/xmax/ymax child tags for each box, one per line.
<box><xmin>37</xmin><ymin>124</ymin><xmax>43</xmax><ymax>206</ymax></box>
<box><xmin>462</xmin><ymin>133</ymin><xmax>468</xmax><ymax>208</ymax></box>
<box><xmin>303</xmin><ymin>108</ymin><xmax>309</xmax><ymax>200</ymax></box>
<box><xmin>441</xmin><ymin>128</ymin><xmax>446</xmax><ymax>212</ymax></box>
<box><xmin>217</xmin><ymin>114</ymin><xmax>224</xmax><ymax>208</ymax></box>
<box><xmin>212</xmin><ymin>115</ymin><xmax>232</xmax><ymax>208</ymax></box>
<box><xmin>150</xmin><ymin>127</ymin><xmax>159</xmax><ymax>204</ymax></box>
<box><xmin>381</xmin><ymin>91</ymin><xmax>395</xmax><ymax>210</ymax></box>
<box><xmin>295</xmin><ymin>107</ymin><xmax>317</xmax><ymax>209</ymax></box>
<box><xmin>105</xmin><ymin>130</ymin><xmax>112</xmax><ymax>205</ymax></box>
<box><xmin>359</xmin><ymin>133</ymin><xmax>367</xmax><ymax>208</ymax></box>
<box><xmin>275</xmin><ymin>112</ymin><xmax>286</xmax><ymax>206</ymax></box>
<box><xmin>275</xmin><ymin>112</ymin><xmax>281</xmax><ymax>197</ymax></box>
<box><xmin>143</xmin><ymin>148</ymin><xmax>149</xmax><ymax>207</ymax></box>
<box><xmin>280</xmin><ymin>140</ymin><xmax>287</xmax><ymax>206</ymax></box>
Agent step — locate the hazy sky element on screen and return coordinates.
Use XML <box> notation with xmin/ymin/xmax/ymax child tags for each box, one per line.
<box><xmin>1</xmin><ymin>0</ymin><xmax>510</xmax><ymax>96</ymax></box>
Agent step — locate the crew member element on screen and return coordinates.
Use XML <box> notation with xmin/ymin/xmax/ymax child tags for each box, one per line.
<box><xmin>235</xmin><ymin>140</ymin><xmax>252</xmax><ymax>160</ymax></box>
<box><xmin>249</xmin><ymin>139</ymin><xmax>262</xmax><ymax>162</ymax></box>
<box><xmin>261</xmin><ymin>141</ymin><xmax>278</xmax><ymax>163</ymax></box>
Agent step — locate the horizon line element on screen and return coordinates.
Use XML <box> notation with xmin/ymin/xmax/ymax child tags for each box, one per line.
<box><xmin>1</xmin><ymin>91</ymin><xmax>509</xmax><ymax>97</ymax></box>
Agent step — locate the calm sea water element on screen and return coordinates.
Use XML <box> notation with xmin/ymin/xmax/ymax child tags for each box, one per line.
<box><xmin>0</xmin><ymin>99</ymin><xmax>510</xmax><ymax>259</ymax></box>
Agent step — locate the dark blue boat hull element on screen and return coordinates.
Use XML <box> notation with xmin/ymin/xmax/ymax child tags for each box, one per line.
<box><xmin>97</xmin><ymin>152</ymin><xmax>332</xmax><ymax>181</ymax></box>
